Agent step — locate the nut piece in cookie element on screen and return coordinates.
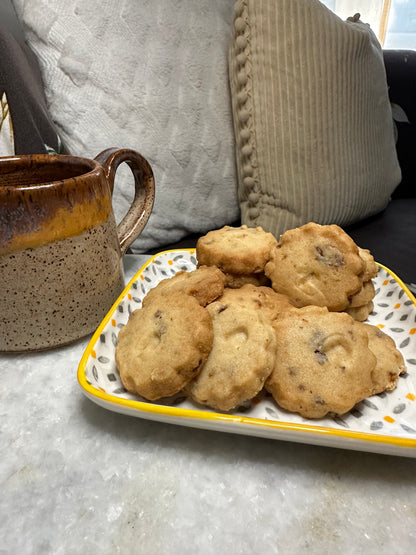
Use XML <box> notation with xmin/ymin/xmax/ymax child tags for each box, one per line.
<box><xmin>115</xmin><ymin>292</ymin><xmax>214</xmax><ymax>401</ymax></box>
<box><xmin>186</xmin><ymin>297</ymin><xmax>277</xmax><ymax>411</ymax></box>
<box><xmin>265</xmin><ymin>222</ymin><xmax>365</xmax><ymax>311</ymax></box>
<box><xmin>266</xmin><ymin>306</ymin><xmax>376</xmax><ymax>418</ymax></box>
<box><xmin>143</xmin><ymin>265</ymin><xmax>226</xmax><ymax>307</ymax></box>
<box><xmin>196</xmin><ymin>225</ymin><xmax>278</xmax><ymax>275</ymax></box>
<box><xmin>361</xmin><ymin>323</ymin><xmax>406</xmax><ymax>395</ymax></box>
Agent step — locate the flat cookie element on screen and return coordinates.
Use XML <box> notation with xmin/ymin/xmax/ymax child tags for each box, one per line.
<box><xmin>186</xmin><ymin>297</ymin><xmax>276</xmax><ymax>411</ymax></box>
<box><xmin>345</xmin><ymin>301</ymin><xmax>374</xmax><ymax>322</ymax></box>
<box><xmin>115</xmin><ymin>292</ymin><xmax>214</xmax><ymax>400</ymax></box>
<box><xmin>196</xmin><ymin>225</ymin><xmax>278</xmax><ymax>274</ymax></box>
<box><xmin>266</xmin><ymin>306</ymin><xmax>376</xmax><ymax>418</ymax></box>
<box><xmin>143</xmin><ymin>265</ymin><xmax>226</xmax><ymax>308</ymax></box>
<box><xmin>362</xmin><ymin>323</ymin><xmax>406</xmax><ymax>395</ymax></box>
<box><xmin>265</xmin><ymin>223</ymin><xmax>365</xmax><ymax>311</ymax></box>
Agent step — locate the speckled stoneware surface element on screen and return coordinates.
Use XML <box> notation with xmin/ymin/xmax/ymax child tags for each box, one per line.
<box><xmin>79</xmin><ymin>250</ymin><xmax>416</xmax><ymax>458</ymax></box>
<box><xmin>0</xmin><ymin>150</ymin><xmax>154</xmax><ymax>352</ymax></box>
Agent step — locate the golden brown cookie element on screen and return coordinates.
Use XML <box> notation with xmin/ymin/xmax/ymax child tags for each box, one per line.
<box><xmin>196</xmin><ymin>225</ymin><xmax>278</xmax><ymax>274</ymax></box>
<box><xmin>345</xmin><ymin>301</ymin><xmax>374</xmax><ymax>322</ymax></box>
<box><xmin>265</xmin><ymin>306</ymin><xmax>376</xmax><ymax>418</ymax></box>
<box><xmin>115</xmin><ymin>292</ymin><xmax>214</xmax><ymax>401</ymax></box>
<box><xmin>186</xmin><ymin>297</ymin><xmax>277</xmax><ymax>411</ymax></box>
<box><xmin>361</xmin><ymin>323</ymin><xmax>406</xmax><ymax>395</ymax></box>
<box><xmin>265</xmin><ymin>223</ymin><xmax>365</xmax><ymax>311</ymax></box>
<box><xmin>143</xmin><ymin>265</ymin><xmax>226</xmax><ymax>308</ymax></box>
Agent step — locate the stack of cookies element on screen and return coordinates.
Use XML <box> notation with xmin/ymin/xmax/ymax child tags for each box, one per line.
<box><xmin>115</xmin><ymin>222</ymin><xmax>406</xmax><ymax>419</ymax></box>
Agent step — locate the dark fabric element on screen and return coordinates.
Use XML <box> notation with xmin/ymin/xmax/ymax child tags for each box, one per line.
<box><xmin>0</xmin><ymin>0</ymin><xmax>67</xmax><ymax>155</ymax></box>
<box><xmin>345</xmin><ymin>199</ymin><xmax>416</xmax><ymax>285</ymax></box>
<box><xmin>383</xmin><ymin>50</ymin><xmax>416</xmax><ymax>199</ymax></box>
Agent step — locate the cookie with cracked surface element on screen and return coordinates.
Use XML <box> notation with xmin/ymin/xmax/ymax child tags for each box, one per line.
<box><xmin>186</xmin><ymin>297</ymin><xmax>277</xmax><ymax>411</ymax></box>
<box><xmin>265</xmin><ymin>306</ymin><xmax>376</xmax><ymax>418</ymax></box>
<box><xmin>345</xmin><ymin>301</ymin><xmax>374</xmax><ymax>322</ymax></box>
<box><xmin>142</xmin><ymin>265</ymin><xmax>226</xmax><ymax>308</ymax></box>
<box><xmin>115</xmin><ymin>292</ymin><xmax>214</xmax><ymax>401</ymax></box>
<box><xmin>264</xmin><ymin>222</ymin><xmax>365</xmax><ymax>311</ymax></box>
<box><xmin>361</xmin><ymin>323</ymin><xmax>406</xmax><ymax>395</ymax></box>
<box><xmin>196</xmin><ymin>225</ymin><xmax>278</xmax><ymax>275</ymax></box>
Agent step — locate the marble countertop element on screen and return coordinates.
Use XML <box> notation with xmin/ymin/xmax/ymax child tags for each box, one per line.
<box><xmin>1</xmin><ymin>255</ymin><xmax>416</xmax><ymax>555</ymax></box>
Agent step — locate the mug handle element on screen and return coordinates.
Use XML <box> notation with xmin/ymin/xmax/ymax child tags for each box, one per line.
<box><xmin>94</xmin><ymin>148</ymin><xmax>155</xmax><ymax>255</ymax></box>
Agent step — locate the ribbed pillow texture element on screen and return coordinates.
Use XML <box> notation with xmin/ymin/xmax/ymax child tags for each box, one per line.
<box><xmin>229</xmin><ymin>0</ymin><xmax>401</xmax><ymax>238</ymax></box>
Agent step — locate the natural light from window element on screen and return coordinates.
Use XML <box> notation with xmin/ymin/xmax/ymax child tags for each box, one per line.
<box><xmin>321</xmin><ymin>0</ymin><xmax>416</xmax><ymax>49</ymax></box>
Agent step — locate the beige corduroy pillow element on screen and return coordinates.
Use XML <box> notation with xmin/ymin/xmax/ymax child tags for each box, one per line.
<box><xmin>229</xmin><ymin>0</ymin><xmax>401</xmax><ymax>238</ymax></box>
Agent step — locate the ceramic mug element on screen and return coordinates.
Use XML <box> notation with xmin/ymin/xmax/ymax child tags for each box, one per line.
<box><xmin>0</xmin><ymin>148</ymin><xmax>155</xmax><ymax>352</ymax></box>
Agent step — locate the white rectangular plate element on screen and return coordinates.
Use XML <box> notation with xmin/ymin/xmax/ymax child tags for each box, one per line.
<box><xmin>78</xmin><ymin>249</ymin><xmax>416</xmax><ymax>457</ymax></box>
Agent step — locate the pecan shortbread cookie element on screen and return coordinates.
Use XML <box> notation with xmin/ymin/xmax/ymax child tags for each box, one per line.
<box><xmin>361</xmin><ymin>323</ymin><xmax>406</xmax><ymax>395</ymax></box>
<box><xmin>265</xmin><ymin>223</ymin><xmax>365</xmax><ymax>311</ymax></box>
<box><xmin>143</xmin><ymin>265</ymin><xmax>226</xmax><ymax>308</ymax></box>
<box><xmin>196</xmin><ymin>225</ymin><xmax>277</xmax><ymax>275</ymax></box>
<box><xmin>186</xmin><ymin>297</ymin><xmax>277</xmax><ymax>411</ymax></box>
<box><xmin>115</xmin><ymin>292</ymin><xmax>214</xmax><ymax>401</ymax></box>
<box><xmin>265</xmin><ymin>306</ymin><xmax>376</xmax><ymax>418</ymax></box>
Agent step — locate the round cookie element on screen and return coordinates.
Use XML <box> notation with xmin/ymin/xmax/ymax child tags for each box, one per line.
<box><xmin>196</xmin><ymin>225</ymin><xmax>278</xmax><ymax>274</ymax></box>
<box><xmin>115</xmin><ymin>292</ymin><xmax>214</xmax><ymax>401</ymax></box>
<box><xmin>361</xmin><ymin>323</ymin><xmax>406</xmax><ymax>395</ymax></box>
<box><xmin>265</xmin><ymin>306</ymin><xmax>376</xmax><ymax>418</ymax></box>
<box><xmin>265</xmin><ymin>223</ymin><xmax>365</xmax><ymax>311</ymax></box>
<box><xmin>186</xmin><ymin>297</ymin><xmax>277</xmax><ymax>411</ymax></box>
<box><xmin>143</xmin><ymin>265</ymin><xmax>226</xmax><ymax>308</ymax></box>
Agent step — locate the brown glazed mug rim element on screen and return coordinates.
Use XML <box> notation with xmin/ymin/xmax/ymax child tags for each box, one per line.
<box><xmin>0</xmin><ymin>150</ymin><xmax>155</xmax><ymax>256</ymax></box>
<box><xmin>0</xmin><ymin>153</ymin><xmax>103</xmax><ymax>190</ymax></box>
<box><xmin>0</xmin><ymin>153</ymin><xmax>114</xmax><ymax>255</ymax></box>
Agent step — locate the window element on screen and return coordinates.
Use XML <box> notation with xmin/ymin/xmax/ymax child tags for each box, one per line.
<box><xmin>385</xmin><ymin>0</ymin><xmax>416</xmax><ymax>49</ymax></box>
<box><xmin>321</xmin><ymin>0</ymin><xmax>416</xmax><ymax>49</ymax></box>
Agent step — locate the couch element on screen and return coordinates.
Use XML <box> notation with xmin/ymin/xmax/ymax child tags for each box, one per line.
<box><xmin>2</xmin><ymin>0</ymin><xmax>415</xmax><ymax>290</ymax></box>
